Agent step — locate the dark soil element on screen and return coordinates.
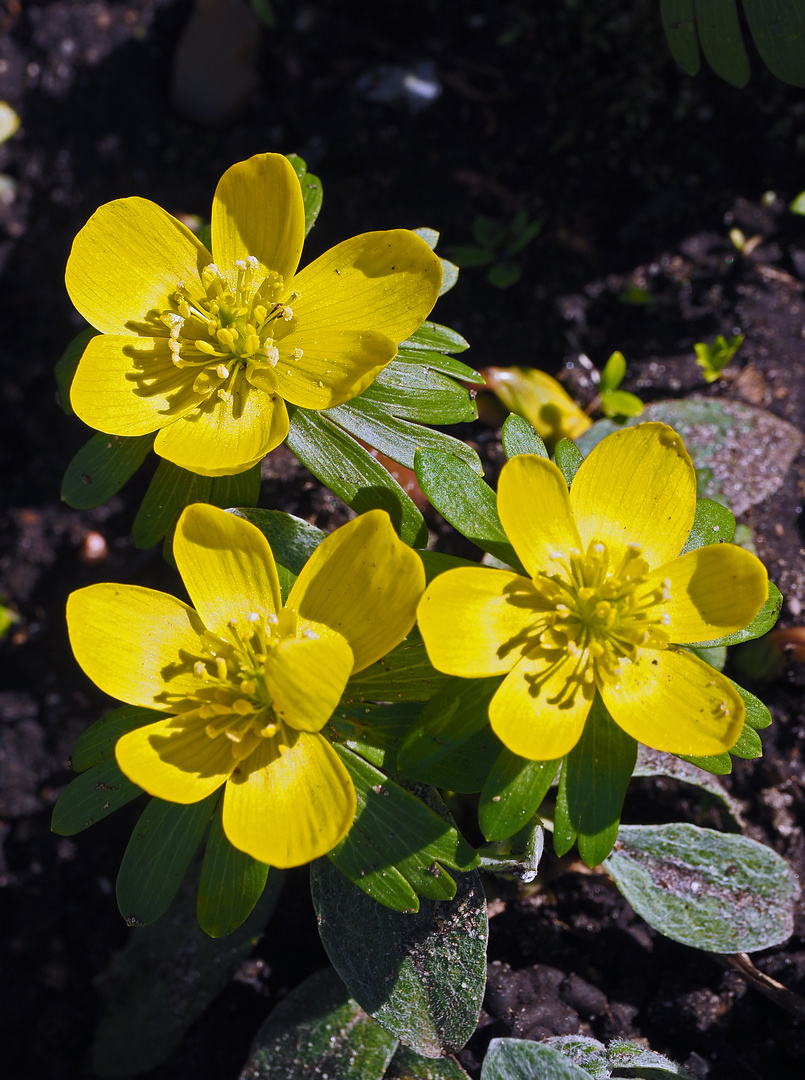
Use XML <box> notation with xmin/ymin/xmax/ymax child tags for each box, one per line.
<box><xmin>1</xmin><ymin>3</ymin><xmax>804</xmax><ymax>1079</ymax></box>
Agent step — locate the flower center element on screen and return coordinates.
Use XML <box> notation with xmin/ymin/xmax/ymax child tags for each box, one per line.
<box><xmin>179</xmin><ymin>607</ymin><xmax>313</xmax><ymax>762</ymax></box>
<box><xmin>159</xmin><ymin>257</ymin><xmax>302</xmax><ymax>404</ymax></box>
<box><xmin>528</xmin><ymin>540</ymin><xmax>671</xmax><ymax>687</ymax></box>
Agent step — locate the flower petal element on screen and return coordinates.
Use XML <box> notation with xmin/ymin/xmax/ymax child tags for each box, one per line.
<box><xmin>600</xmin><ymin>647</ymin><xmax>744</xmax><ymax>756</ymax></box>
<box><xmin>273</xmin><ymin>329</ymin><xmax>396</xmax><ymax>409</ymax></box>
<box><xmin>417</xmin><ymin>567</ymin><xmax>540</xmax><ymax>677</ymax></box>
<box><xmin>116</xmin><ymin>714</ymin><xmax>235</xmax><ymax>802</ymax></box>
<box><xmin>223</xmin><ymin>730</ymin><xmax>356</xmax><ymax>866</ymax></box>
<box><xmin>153</xmin><ymin>382</ymin><xmax>289</xmax><ymax>476</ymax></box>
<box><xmin>497</xmin><ymin>455</ymin><xmax>583</xmax><ymax>577</ymax></box>
<box><xmin>489</xmin><ymin>650</ymin><xmax>595</xmax><ymax>759</ymax></box>
<box><xmin>288</xmin><ymin>230</ymin><xmax>442</xmax><ymax>342</ymax></box>
<box><xmin>174</xmin><ymin>504</ymin><xmax>282</xmax><ymax>637</ymax></box>
<box><xmin>571</xmin><ymin>423</ymin><xmax>696</xmax><ymax>569</ymax></box>
<box><xmin>71</xmin><ymin>335</ymin><xmax>205</xmax><ymax>436</ymax></box>
<box><xmin>67</xmin><ymin>584</ymin><xmax>206</xmax><ymax>708</ymax></box>
<box><xmin>66</xmin><ymin>197</ymin><xmax>209</xmax><ymax>335</ymax></box>
<box><xmin>211</xmin><ymin>153</ymin><xmax>305</xmax><ymax>284</ymax></box>
<box><xmin>648</xmin><ymin>544</ymin><xmax>769</xmax><ymax>643</ymax></box>
<box><xmin>288</xmin><ymin>510</ymin><xmax>425</xmax><ymax>672</ymax></box>
<box><xmin>265</xmin><ymin>633</ymin><xmax>353</xmax><ymax>732</ymax></box>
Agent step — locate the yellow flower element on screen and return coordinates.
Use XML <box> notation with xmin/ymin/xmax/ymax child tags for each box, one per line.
<box><xmin>65</xmin><ymin>153</ymin><xmax>442</xmax><ymax>477</ymax></box>
<box><xmin>66</xmin><ymin>504</ymin><xmax>425</xmax><ymax>867</ymax></box>
<box><xmin>417</xmin><ymin>423</ymin><xmax>768</xmax><ymax>760</ymax></box>
<box><xmin>483</xmin><ymin>366</ymin><xmax>592</xmax><ymax>444</ymax></box>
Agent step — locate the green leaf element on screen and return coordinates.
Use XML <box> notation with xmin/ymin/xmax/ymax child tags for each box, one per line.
<box><xmin>480</xmin><ymin>1038</ymin><xmax>591</xmax><ymax>1080</ymax></box>
<box><xmin>438</xmin><ymin>259</ymin><xmax>459</xmax><ymax>296</ymax></box>
<box><xmin>360</xmin><ymin>355</ymin><xmax>480</xmax><ymax>424</ymax></box>
<box><xmin>479</xmin><ymin>749</ymin><xmax>560</xmax><ymax>842</ymax></box>
<box><xmin>501</xmin><ymin>413</ymin><xmax>549</xmax><ymax>459</ymax></box>
<box><xmin>286</xmin><ymin>406</ymin><xmax>427</xmax><ymax>547</ymax></box>
<box><xmin>61</xmin><ymin>432</ymin><xmax>155</xmax><ymax>510</ymax></box>
<box><xmin>401</xmin><ymin>724</ymin><xmax>501</xmax><ymax>794</ymax></box>
<box><xmin>116</xmin><ymin>795</ymin><xmax>218</xmax><ymax>927</ymax></box>
<box><xmin>695</xmin><ymin>0</ymin><xmax>750</xmax><ymax>87</ymax></box>
<box><xmin>286</xmin><ymin>153</ymin><xmax>323</xmax><ymax>236</ymax></box>
<box><xmin>197</xmin><ymin>798</ymin><xmax>269</xmax><ymax>937</ymax></box>
<box><xmin>328</xmin><ymin>395</ymin><xmax>482</xmax><ymax>473</ymax></box>
<box><xmin>332</xmin><ymin>701</ymin><xmax>422</xmax><ymax>771</ymax></box>
<box><xmin>599</xmin><ymin>350</ymin><xmax>626</xmax><ymax>394</ymax></box>
<box><xmin>415</xmin><ymin>448</ymin><xmax>523</xmax><ymax>569</ymax></box>
<box><xmin>472</xmin><ymin>215</ymin><xmax>507</xmax><ymax>249</ymax></box>
<box><xmin>553</xmin><ymin>439</ymin><xmax>584</xmax><ymax>486</ymax></box>
<box><xmin>343</xmin><ymin>627</ymin><xmax>452</xmax><ymax>706</ymax></box>
<box><xmin>680</xmin><ymin>497</ymin><xmax>736</xmax><ymax>553</ymax></box>
<box><xmin>558</xmin><ymin>698</ymin><xmax>637</xmax><ymax>867</ymax></box>
<box><xmin>92</xmin><ymin>860</ymin><xmax>282</xmax><ymax>1078</ymax></box>
<box><xmin>734</xmin><ymin>679</ymin><xmax>772</xmax><ymax>729</ymax></box>
<box><xmin>132</xmin><ymin>459</ymin><xmax>261</xmax><ymax>549</ymax></box>
<box><xmin>791</xmin><ymin>190</ymin><xmax>805</xmax><ymax>215</ymax></box>
<box><xmin>661</xmin><ymin>0</ymin><xmax>701</xmax><ymax>75</ymax></box>
<box><xmin>311</xmin><ymin>860</ymin><xmax>487</xmax><ymax>1057</ymax></box>
<box><xmin>477</xmin><ymin>818</ymin><xmax>545</xmax><ymax>883</ymax></box>
<box><xmin>232</xmin><ymin>507</ymin><xmax>324</xmax><ymax>574</ymax></box>
<box><xmin>599</xmin><ymin>389</ymin><xmax>644</xmax><ymax>419</ymax></box>
<box><xmin>326</xmin><ymin>747</ymin><xmax>478</xmax><ymax>910</ymax></box>
<box><xmin>689</xmin><ymin>581</ymin><xmax>782</xmax><ymax>647</ymax></box>
<box><xmin>694</xmin><ymin>333</ymin><xmax>744</xmax><ymax>382</ymax></box>
<box><xmin>743</xmin><ymin>0</ymin><xmax>805</xmax><ymax>87</ymax></box>
<box><xmin>605</xmin><ymin>822</ymin><xmax>799</xmax><ymax>952</ymax></box>
<box><xmin>487</xmin><ymin>262</ymin><xmax>520</xmax><ymax>289</ymax></box>
<box><xmin>446</xmin><ymin>245</ymin><xmax>495</xmax><ymax>268</ymax></box>
<box><xmin>70</xmin><ymin>705</ymin><xmax>164</xmax><ymax>771</ymax></box>
<box><xmin>55</xmin><ymin>327</ymin><xmax>97</xmax><ymax>415</ymax></box>
<box><xmin>51</xmin><ymin>758</ymin><xmax>143</xmax><ymax>835</ymax></box>
<box><xmin>398</xmin><ymin>676</ymin><xmax>500</xmax><ymax>777</ymax></box>
<box><xmin>386</xmin><ymin>1045</ymin><xmax>471</xmax><ymax>1079</ymax></box>
<box><xmin>401</xmin><ymin>321</ymin><xmax>470</xmax><ymax>354</ymax></box>
<box><xmin>240</xmin><ymin>967</ymin><xmax>398</xmax><ymax>1080</ymax></box>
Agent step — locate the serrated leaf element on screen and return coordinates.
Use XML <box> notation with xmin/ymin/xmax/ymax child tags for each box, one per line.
<box><xmin>240</xmin><ymin>967</ymin><xmax>398</xmax><ymax>1080</ymax></box>
<box><xmin>197</xmin><ymin>798</ymin><xmax>269</xmax><ymax>937</ymax></box>
<box><xmin>286</xmin><ymin>153</ymin><xmax>323</xmax><ymax>236</ymax></box>
<box><xmin>479</xmin><ymin>749</ymin><xmax>560</xmax><ymax>842</ymax></box>
<box><xmin>695</xmin><ymin>0</ymin><xmax>750</xmax><ymax>88</ymax></box>
<box><xmin>326</xmin><ymin>747</ymin><xmax>478</xmax><ymax>909</ymax></box>
<box><xmin>689</xmin><ymin>581</ymin><xmax>782</xmax><ymax>647</ymax></box>
<box><xmin>558</xmin><ymin>698</ymin><xmax>637</xmax><ymax>867</ymax></box>
<box><xmin>55</xmin><ymin>327</ymin><xmax>97</xmax><ymax>415</ymax></box>
<box><xmin>328</xmin><ymin>395</ymin><xmax>482</xmax><ymax>473</ymax></box>
<box><xmin>51</xmin><ymin>758</ymin><xmax>143</xmax><ymax>835</ymax></box>
<box><xmin>361</xmin><ymin>357</ymin><xmax>479</xmax><ymax>424</ymax></box>
<box><xmin>661</xmin><ymin>0</ymin><xmax>700</xmax><ymax>75</ymax></box>
<box><xmin>680</xmin><ymin>497</ymin><xmax>736</xmax><ymax>553</ymax></box>
<box><xmin>286</xmin><ymin>405</ymin><xmax>427</xmax><ymax>547</ymax></box>
<box><xmin>501</xmin><ymin>413</ymin><xmax>549</xmax><ymax>459</ymax></box>
<box><xmin>61</xmin><ymin>432</ymin><xmax>155</xmax><ymax>510</ymax></box>
<box><xmin>93</xmin><ymin>861</ymin><xmax>282</xmax><ymax>1078</ymax></box>
<box><xmin>481</xmin><ymin>1038</ymin><xmax>592</xmax><ymax>1080</ymax></box>
<box><xmin>343</xmin><ymin>627</ymin><xmax>452</xmax><ymax>705</ymax></box>
<box><xmin>311</xmin><ymin>859</ymin><xmax>487</xmax><ymax>1057</ymax></box>
<box><xmin>116</xmin><ymin>795</ymin><xmax>218</xmax><ymax>927</ymax></box>
<box><xmin>415</xmin><ymin>449</ymin><xmax>522</xmax><ymax>569</ymax></box>
<box><xmin>70</xmin><ymin>705</ymin><xmax>164</xmax><ymax>771</ymax></box>
<box><xmin>386</xmin><ymin>1045</ymin><xmax>471</xmax><ymax>1079</ymax></box>
<box><xmin>553</xmin><ymin>438</ymin><xmax>584</xmax><ymax>485</ymax></box>
<box><xmin>401</xmin><ymin>321</ymin><xmax>470</xmax><ymax>354</ymax></box>
<box><xmin>605</xmin><ymin>822</ymin><xmax>799</xmax><ymax>952</ymax></box>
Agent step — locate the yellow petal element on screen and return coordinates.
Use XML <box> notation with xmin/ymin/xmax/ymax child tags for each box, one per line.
<box><xmin>67</xmin><ymin>584</ymin><xmax>206</xmax><ymax>708</ymax></box>
<box><xmin>211</xmin><ymin>154</ymin><xmax>305</xmax><ymax>283</ymax></box>
<box><xmin>273</xmin><ymin>329</ymin><xmax>396</xmax><ymax>409</ymax></box>
<box><xmin>484</xmin><ymin>367</ymin><xmax>592</xmax><ymax>443</ymax></box>
<box><xmin>265</xmin><ymin>633</ymin><xmax>353</xmax><ymax>732</ymax></box>
<box><xmin>66</xmin><ymin>196</ymin><xmax>209</xmax><ymax>335</ymax></box>
<box><xmin>648</xmin><ymin>544</ymin><xmax>769</xmax><ymax>643</ymax></box>
<box><xmin>116</xmin><ymin>714</ymin><xmax>234</xmax><ymax>802</ymax></box>
<box><xmin>289</xmin><ymin>230</ymin><xmax>442</xmax><ymax>342</ymax></box>
<box><xmin>288</xmin><ymin>510</ymin><xmax>425</xmax><ymax>672</ymax></box>
<box><xmin>489</xmin><ymin>650</ymin><xmax>595</xmax><ymax>759</ymax></box>
<box><xmin>70</xmin><ymin>335</ymin><xmax>205</xmax><ymax>436</ymax></box>
<box><xmin>600</xmin><ymin>647</ymin><xmax>744</xmax><ymax>756</ymax></box>
<box><xmin>153</xmin><ymin>382</ymin><xmax>288</xmax><ymax>476</ymax></box>
<box><xmin>497</xmin><ymin>455</ymin><xmax>583</xmax><ymax>577</ymax></box>
<box><xmin>223</xmin><ymin>730</ymin><xmax>356</xmax><ymax>866</ymax></box>
<box><xmin>571</xmin><ymin>423</ymin><xmax>696</xmax><ymax>570</ymax></box>
<box><xmin>174</xmin><ymin>504</ymin><xmax>282</xmax><ymax>637</ymax></box>
<box><xmin>417</xmin><ymin>567</ymin><xmax>540</xmax><ymax>677</ymax></box>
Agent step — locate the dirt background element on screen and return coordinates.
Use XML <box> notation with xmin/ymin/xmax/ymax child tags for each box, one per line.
<box><xmin>1</xmin><ymin>2</ymin><xmax>805</xmax><ymax>1078</ymax></box>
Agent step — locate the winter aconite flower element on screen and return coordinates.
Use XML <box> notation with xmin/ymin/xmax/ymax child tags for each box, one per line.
<box><xmin>66</xmin><ymin>153</ymin><xmax>442</xmax><ymax>476</ymax></box>
<box><xmin>67</xmin><ymin>505</ymin><xmax>425</xmax><ymax>866</ymax></box>
<box><xmin>418</xmin><ymin>423</ymin><xmax>768</xmax><ymax>760</ymax></box>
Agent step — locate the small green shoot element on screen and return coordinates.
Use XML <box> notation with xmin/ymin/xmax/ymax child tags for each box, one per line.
<box><xmin>598</xmin><ymin>350</ymin><xmax>644</xmax><ymax>419</ymax></box>
<box><xmin>694</xmin><ymin>334</ymin><xmax>744</xmax><ymax>383</ymax></box>
<box><xmin>445</xmin><ymin>209</ymin><xmax>541</xmax><ymax>288</ymax></box>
